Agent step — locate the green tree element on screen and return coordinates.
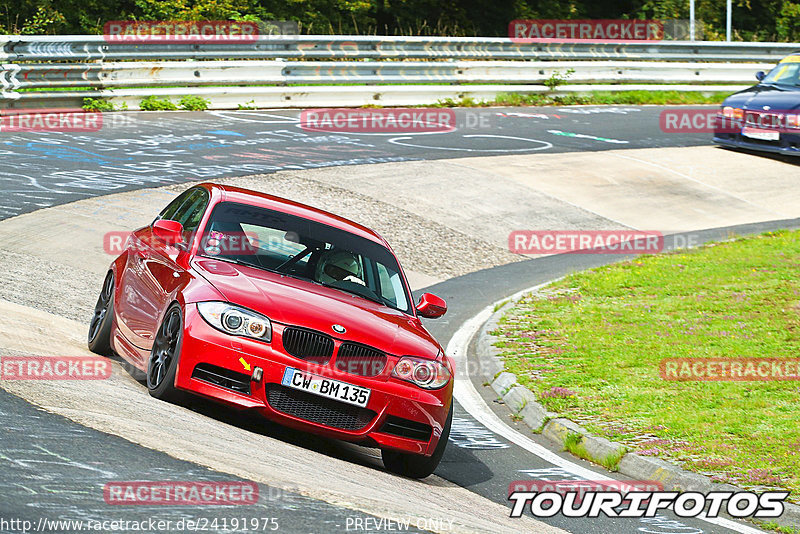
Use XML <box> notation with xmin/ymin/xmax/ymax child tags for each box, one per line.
<box><xmin>776</xmin><ymin>1</ymin><xmax>800</xmax><ymax>40</ymax></box>
<box><xmin>1</xmin><ymin>0</ymin><xmax>798</xmax><ymax>40</ymax></box>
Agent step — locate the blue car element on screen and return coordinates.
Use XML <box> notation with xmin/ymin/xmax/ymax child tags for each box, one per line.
<box><xmin>713</xmin><ymin>53</ymin><xmax>800</xmax><ymax>156</ymax></box>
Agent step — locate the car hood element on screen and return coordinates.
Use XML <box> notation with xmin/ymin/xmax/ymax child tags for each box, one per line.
<box><xmin>724</xmin><ymin>84</ymin><xmax>800</xmax><ymax>111</ymax></box>
<box><xmin>192</xmin><ymin>258</ymin><xmax>441</xmax><ymax>359</ymax></box>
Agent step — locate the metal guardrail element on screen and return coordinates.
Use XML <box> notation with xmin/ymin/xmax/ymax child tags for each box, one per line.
<box><xmin>2</xmin><ymin>61</ymin><xmax>772</xmax><ymax>89</ymax></box>
<box><xmin>0</xmin><ymin>35</ymin><xmax>796</xmax><ymax>109</ymax></box>
<box><xmin>1</xmin><ymin>35</ymin><xmax>798</xmax><ymax>62</ymax></box>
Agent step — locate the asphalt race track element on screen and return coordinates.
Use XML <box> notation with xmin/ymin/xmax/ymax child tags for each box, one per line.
<box><xmin>1</xmin><ymin>106</ymin><xmax>797</xmax><ymax>534</ymax></box>
<box><xmin>0</xmin><ymin>106</ymin><xmax>711</xmax><ymax>219</ymax></box>
<box><xmin>0</xmin><ymin>389</ymin><xmax>430</xmax><ymax>534</ymax></box>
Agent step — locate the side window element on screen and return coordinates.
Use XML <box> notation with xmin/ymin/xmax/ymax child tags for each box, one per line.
<box><xmin>156</xmin><ymin>188</ymin><xmax>209</xmax><ymax>242</ymax></box>
<box><xmin>157</xmin><ymin>189</ymin><xmax>193</xmax><ymax>222</ymax></box>
<box><xmin>176</xmin><ymin>189</ymin><xmax>209</xmax><ymax>235</ymax></box>
<box><xmin>376</xmin><ymin>263</ymin><xmax>407</xmax><ymax>309</ymax></box>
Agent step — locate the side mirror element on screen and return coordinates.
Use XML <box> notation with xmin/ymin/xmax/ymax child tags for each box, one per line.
<box><xmin>755</xmin><ymin>71</ymin><xmax>766</xmax><ymax>82</ymax></box>
<box><xmin>152</xmin><ymin>219</ymin><xmax>184</xmax><ymax>246</ymax></box>
<box><xmin>416</xmin><ymin>293</ymin><xmax>447</xmax><ymax>319</ymax></box>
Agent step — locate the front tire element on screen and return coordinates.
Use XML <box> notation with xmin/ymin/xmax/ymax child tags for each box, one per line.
<box><xmin>147</xmin><ymin>304</ymin><xmax>184</xmax><ymax>402</ymax></box>
<box><xmin>88</xmin><ymin>271</ymin><xmax>115</xmax><ymax>355</ymax></box>
<box><xmin>382</xmin><ymin>401</ymin><xmax>453</xmax><ymax>479</ymax></box>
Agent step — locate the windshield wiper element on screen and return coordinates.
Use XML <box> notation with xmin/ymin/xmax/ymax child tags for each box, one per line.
<box><xmin>759</xmin><ymin>81</ymin><xmax>792</xmax><ymax>90</ymax></box>
<box><xmin>278</xmin><ymin>270</ymin><xmax>318</xmax><ymax>284</ymax></box>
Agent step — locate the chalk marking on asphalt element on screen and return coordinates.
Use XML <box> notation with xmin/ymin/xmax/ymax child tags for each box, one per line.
<box><xmin>556</xmin><ymin>107</ymin><xmax>642</xmax><ymax>115</ymax></box>
<box><xmin>608</xmin><ymin>152</ymin><xmax>784</xmax><ymax>218</ymax></box>
<box><xmin>547</xmin><ymin>130</ymin><xmax>629</xmax><ymax>144</ymax></box>
<box><xmin>388</xmin><ymin>135</ymin><xmax>553</xmax><ymax>152</ymax></box>
<box><xmin>293</xmin><ymin>118</ymin><xmax>453</xmax><ymax>136</ymax></box>
<box><xmin>295</xmin><ymin>127</ymin><xmax>450</xmax><ymax>137</ymax></box>
<box><xmin>447</xmin><ymin>283</ymin><xmax>766</xmax><ymax>534</ymax></box>
<box><xmin>450</xmin><ymin>416</ymin><xmax>510</xmax><ymax>450</ymax></box>
<box><xmin>496</xmin><ymin>112</ymin><xmax>558</xmax><ymax>119</ymax></box>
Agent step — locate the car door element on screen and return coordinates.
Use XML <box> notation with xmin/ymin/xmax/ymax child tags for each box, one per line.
<box><xmin>145</xmin><ymin>188</ymin><xmax>210</xmax><ymax>328</ymax></box>
<box><xmin>115</xmin><ymin>188</ymin><xmax>207</xmax><ymax>352</ymax></box>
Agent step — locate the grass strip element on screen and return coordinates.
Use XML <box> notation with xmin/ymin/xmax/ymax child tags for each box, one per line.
<box><xmin>494</xmin><ymin>230</ymin><xmax>800</xmax><ymax>501</ymax></box>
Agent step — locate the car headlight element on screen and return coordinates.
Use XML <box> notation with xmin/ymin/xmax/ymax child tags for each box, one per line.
<box><xmin>721</xmin><ymin>106</ymin><xmax>744</xmax><ymax>120</ymax></box>
<box><xmin>197</xmin><ymin>301</ymin><xmax>272</xmax><ymax>342</ymax></box>
<box><xmin>392</xmin><ymin>356</ymin><xmax>450</xmax><ymax>389</ymax></box>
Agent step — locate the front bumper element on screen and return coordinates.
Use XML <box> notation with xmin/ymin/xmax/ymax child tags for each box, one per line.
<box><xmin>713</xmin><ymin>134</ymin><xmax>800</xmax><ymax>156</ymax></box>
<box><xmin>174</xmin><ymin>304</ymin><xmax>452</xmax><ymax>456</ymax></box>
<box><xmin>713</xmin><ymin>115</ymin><xmax>800</xmax><ymax>156</ymax></box>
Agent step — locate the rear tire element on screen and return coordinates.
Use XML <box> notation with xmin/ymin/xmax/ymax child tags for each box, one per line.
<box><xmin>146</xmin><ymin>304</ymin><xmax>184</xmax><ymax>403</ymax></box>
<box><xmin>381</xmin><ymin>401</ymin><xmax>453</xmax><ymax>479</ymax></box>
<box><xmin>88</xmin><ymin>271</ymin><xmax>115</xmax><ymax>355</ymax></box>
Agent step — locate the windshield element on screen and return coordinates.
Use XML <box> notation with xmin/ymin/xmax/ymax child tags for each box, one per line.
<box><xmin>762</xmin><ymin>61</ymin><xmax>800</xmax><ymax>86</ymax></box>
<box><xmin>198</xmin><ymin>201</ymin><xmax>412</xmax><ymax>314</ymax></box>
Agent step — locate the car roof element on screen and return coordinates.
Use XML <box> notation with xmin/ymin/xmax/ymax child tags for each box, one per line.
<box><xmin>197</xmin><ymin>182</ymin><xmax>390</xmax><ymax>247</ymax></box>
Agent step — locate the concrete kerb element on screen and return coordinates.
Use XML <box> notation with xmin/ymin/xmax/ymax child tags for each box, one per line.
<box><xmin>480</xmin><ymin>292</ymin><xmax>559</xmax><ymax>433</ymax></box>
<box><xmin>475</xmin><ymin>291</ymin><xmax>800</xmax><ymax>529</ymax></box>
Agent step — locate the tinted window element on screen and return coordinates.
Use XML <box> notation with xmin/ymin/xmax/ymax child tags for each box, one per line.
<box><xmin>199</xmin><ymin>202</ymin><xmax>412</xmax><ymax>313</ymax></box>
<box><xmin>176</xmin><ymin>189</ymin><xmax>209</xmax><ymax>234</ymax></box>
<box><xmin>157</xmin><ymin>188</ymin><xmax>209</xmax><ymax>240</ymax></box>
<box><xmin>239</xmin><ymin>223</ymin><xmax>308</xmax><ymax>265</ymax></box>
<box><xmin>158</xmin><ymin>189</ymin><xmax>194</xmax><ymax>221</ymax></box>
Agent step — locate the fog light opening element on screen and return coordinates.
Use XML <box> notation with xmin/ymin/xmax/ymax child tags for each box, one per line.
<box><xmin>252</xmin><ymin>367</ymin><xmax>263</xmax><ymax>382</ymax></box>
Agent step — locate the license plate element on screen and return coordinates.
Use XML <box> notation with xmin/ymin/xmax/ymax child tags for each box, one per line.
<box><xmin>742</xmin><ymin>127</ymin><xmax>779</xmax><ymax>141</ymax></box>
<box><xmin>281</xmin><ymin>367</ymin><xmax>371</xmax><ymax>408</ymax></box>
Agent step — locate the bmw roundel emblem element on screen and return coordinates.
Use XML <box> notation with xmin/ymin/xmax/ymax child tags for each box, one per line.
<box><xmin>332</xmin><ymin>324</ymin><xmax>346</xmax><ymax>334</ymax></box>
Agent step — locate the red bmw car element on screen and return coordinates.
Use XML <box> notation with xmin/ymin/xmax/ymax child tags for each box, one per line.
<box><xmin>88</xmin><ymin>183</ymin><xmax>453</xmax><ymax>478</ymax></box>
